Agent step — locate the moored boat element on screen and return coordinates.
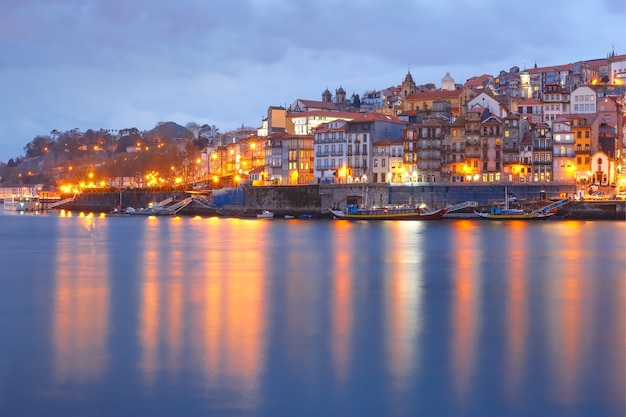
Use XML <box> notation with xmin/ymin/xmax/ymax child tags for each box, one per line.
<box><xmin>257</xmin><ymin>210</ymin><xmax>274</xmax><ymax>219</ymax></box>
<box><xmin>329</xmin><ymin>204</ymin><xmax>446</xmax><ymax>221</ymax></box>
<box><xmin>474</xmin><ymin>187</ymin><xmax>569</xmax><ymax>220</ymax></box>
<box><xmin>474</xmin><ymin>208</ymin><xmax>555</xmax><ymax>220</ymax></box>
<box><xmin>3</xmin><ymin>195</ymin><xmax>40</xmax><ymax>212</ymax></box>
<box><xmin>125</xmin><ymin>202</ymin><xmax>172</xmax><ymax>216</ymax></box>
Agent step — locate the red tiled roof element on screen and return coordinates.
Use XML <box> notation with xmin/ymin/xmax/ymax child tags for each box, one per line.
<box><xmin>463</xmin><ymin>74</ymin><xmax>492</xmax><ymax>88</ymax></box>
<box><xmin>517</xmin><ymin>98</ymin><xmax>543</xmax><ymax>106</ymax></box>
<box><xmin>347</xmin><ymin>112</ymin><xmax>406</xmax><ymax>124</ymax></box>
<box><xmin>527</xmin><ymin>63</ymin><xmax>573</xmax><ymax>74</ymax></box>
<box><xmin>374</xmin><ymin>138</ymin><xmax>403</xmax><ymax>146</ymax></box>
<box><xmin>404</xmin><ymin>89</ymin><xmax>463</xmax><ymax>101</ymax></box>
<box><xmin>292</xmin><ymin>99</ymin><xmax>339</xmax><ymax>111</ymax></box>
<box><xmin>287</xmin><ymin>110</ymin><xmax>357</xmax><ymax>119</ymax></box>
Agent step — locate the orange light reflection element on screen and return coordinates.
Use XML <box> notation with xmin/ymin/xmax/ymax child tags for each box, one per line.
<box><xmin>52</xmin><ymin>217</ymin><xmax>109</xmax><ymax>383</ymax></box>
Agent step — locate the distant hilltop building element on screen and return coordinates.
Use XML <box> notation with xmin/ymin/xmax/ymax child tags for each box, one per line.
<box><xmin>442</xmin><ymin>72</ymin><xmax>455</xmax><ymax>91</ymax></box>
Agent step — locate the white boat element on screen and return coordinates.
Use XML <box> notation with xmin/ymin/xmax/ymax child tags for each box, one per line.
<box><xmin>3</xmin><ymin>195</ymin><xmax>39</xmax><ymax>212</ymax></box>
<box><xmin>257</xmin><ymin>210</ymin><xmax>274</xmax><ymax>219</ymax></box>
<box><xmin>125</xmin><ymin>202</ymin><xmax>172</xmax><ymax>216</ymax></box>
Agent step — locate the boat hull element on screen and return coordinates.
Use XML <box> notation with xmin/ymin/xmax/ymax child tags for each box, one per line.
<box><xmin>329</xmin><ymin>208</ymin><xmax>446</xmax><ymax>221</ymax></box>
<box><xmin>474</xmin><ymin>211</ymin><xmax>555</xmax><ymax>220</ymax></box>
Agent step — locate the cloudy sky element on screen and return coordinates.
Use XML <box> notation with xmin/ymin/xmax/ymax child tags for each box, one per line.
<box><xmin>0</xmin><ymin>0</ymin><xmax>624</xmax><ymax>162</ymax></box>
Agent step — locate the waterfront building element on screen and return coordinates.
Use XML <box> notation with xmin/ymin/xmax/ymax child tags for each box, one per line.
<box><xmin>284</xmin><ymin>133</ymin><xmax>314</xmax><ymax>185</ymax></box>
<box><xmin>262</xmin><ymin>132</ymin><xmax>287</xmax><ymax>184</ymax></box>
<box><xmin>552</xmin><ymin>121</ymin><xmax>576</xmax><ymax>182</ymax></box>
<box><xmin>403</xmin><ymin>120</ymin><xmax>444</xmax><ymax>183</ymax></box>
<box><xmin>372</xmin><ymin>139</ymin><xmax>404</xmax><ymax>183</ymax></box>
<box><xmin>344</xmin><ymin>112</ymin><xmax>406</xmax><ymax>183</ymax></box>
<box><xmin>479</xmin><ymin>112</ymin><xmax>503</xmax><ymax>182</ymax></box>
<box><xmin>448</xmin><ymin>116</ymin><xmax>466</xmax><ymax>182</ymax></box>
<box><xmin>590</xmin><ymin>151</ymin><xmax>614</xmax><ymax>186</ymax></box>
<box><xmin>463</xmin><ymin>106</ymin><xmax>485</xmax><ymax>182</ymax></box>
<box><xmin>501</xmin><ymin>113</ymin><xmax>525</xmax><ymax>181</ymax></box>
<box><xmin>531</xmin><ymin>123</ymin><xmax>554</xmax><ymax>183</ymax></box>
<box><xmin>519</xmin><ymin>130</ymin><xmax>534</xmax><ymax>182</ymax></box>
<box><xmin>313</xmin><ymin>120</ymin><xmax>349</xmax><ymax>184</ymax></box>
<box><xmin>571</xmin><ymin>115</ymin><xmax>595</xmax><ymax>181</ymax></box>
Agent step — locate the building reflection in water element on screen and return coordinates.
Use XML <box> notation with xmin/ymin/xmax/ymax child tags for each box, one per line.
<box><xmin>52</xmin><ymin>215</ymin><xmax>109</xmax><ymax>383</ymax></box>
<box><xmin>544</xmin><ymin>221</ymin><xmax>595</xmax><ymax>404</ymax></box>
<box><xmin>330</xmin><ymin>221</ymin><xmax>354</xmax><ymax>385</ymax></box>
<box><xmin>504</xmin><ymin>221</ymin><xmax>528</xmax><ymax>401</ymax></box>
<box><xmin>384</xmin><ymin>222</ymin><xmax>423</xmax><ymax>393</ymax></box>
<box><xmin>138</xmin><ymin>218</ymin><xmax>266</xmax><ymax>405</ymax></box>
<box><xmin>450</xmin><ymin>220</ymin><xmax>480</xmax><ymax>403</ymax></box>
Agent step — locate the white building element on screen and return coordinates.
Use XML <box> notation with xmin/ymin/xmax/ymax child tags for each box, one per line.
<box><xmin>371</xmin><ymin>139</ymin><xmax>404</xmax><ymax>183</ymax></box>
<box><xmin>552</xmin><ymin>121</ymin><xmax>576</xmax><ymax>182</ymax></box>
<box><xmin>570</xmin><ymin>86</ymin><xmax>597</xmax><ymax>114</ymax></box>
<box><xmin>313</xmin><ymin>120</ymin><xmax>349</xmax><ymax>183</ymax></box>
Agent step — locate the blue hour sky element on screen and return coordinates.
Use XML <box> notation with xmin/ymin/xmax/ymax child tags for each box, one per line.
<box><xmin>0</xmin><ymin>0</ymin><xmax>624</xmax><ymax>162</ymax></box>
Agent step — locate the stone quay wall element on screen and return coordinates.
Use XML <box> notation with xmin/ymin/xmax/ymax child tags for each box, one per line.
<box><xmin>53</xmin><ymin>183</ymin><xmax>625</xmax><ymax>219</ymax></box>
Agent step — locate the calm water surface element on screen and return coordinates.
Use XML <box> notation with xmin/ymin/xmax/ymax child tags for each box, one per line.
<box><xmin>0</xmin><ymin>211</ymin><xmax>624</xmax><ymax>416</ymax></box>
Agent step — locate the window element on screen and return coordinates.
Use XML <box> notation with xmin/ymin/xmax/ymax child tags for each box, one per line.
<box><xmin>381</xmin><ymin>159</ymin><xmax>386</xmax><ymax>167</ymax></box>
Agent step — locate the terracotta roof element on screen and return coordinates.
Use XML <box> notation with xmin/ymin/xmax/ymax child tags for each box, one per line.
<box><xmin>463</xmin><ymin>74</ymin><xmax>492</xmax><ymax>88</ymax></box>
<box><xmin>527</xmin><ymin>63</ymin><xmax>573</xmax><ymax>74</ymax></box>
<box><xmin>557</xmin><ymin>113</ymin><xmax>598</xmax><ymax>125</ymax></box>
<box><xmin>347</xmin><ymin>112</ymin><xmax>406</xmax><ymax>125</ymax></box>
<box><xmin>517</xmin><ymin>98</ymin><xmax>543</xmax><ymax>106</ymax></box>
<box><xmin>293</xmin><ymin>99</ymin><xmax>339</xmax><ymax>111</ymax></box>
<box><xmin>287</xmin><ymin>110</ymin><xmax>357</xmax><ymax>119</ymax></box>
<box><xmin>374</xmin><ymin>138</ymin><xmax>403</xmax><ymax>146</ymax></box>
<box><xmin>404</xmin><ymin>89</ymin><xmax>463</xmax><ymax>101</ymax></box>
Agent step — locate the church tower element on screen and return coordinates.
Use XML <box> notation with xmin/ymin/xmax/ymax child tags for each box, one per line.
<box><xmin>335</xmin><ymin>86</ymin><xmax>346</xmax><ymax>104</ymax></box>
<box><xmin>401</xmin><ymin>68</ymin><xmax>417</xmax><ymax>98</ymax></box>
<box><xmin>322</xmin><ymin>88</ymin><xmax>332</xmax><ymax>103</ymax></box>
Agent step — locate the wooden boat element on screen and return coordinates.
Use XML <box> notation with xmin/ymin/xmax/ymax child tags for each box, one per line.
<box><xmin>474</xmin><ymin>187</ymin><xmax>569</xmax><ymax>220</ymax></box>
<box><xmin>329</xmin><ymin>204</ymin><xmax>446</xmax><ymax>221</ymax></box>
<box><xmin>474</xmin><ymin>208</ymin><xmax>555</xmax><ymax>220</ymax></box>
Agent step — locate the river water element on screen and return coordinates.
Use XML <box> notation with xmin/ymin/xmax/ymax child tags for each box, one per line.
<box><xmin>0</xmin><ymin>210</ymin><xmax>624</xmax><ymax>416</ymax></box>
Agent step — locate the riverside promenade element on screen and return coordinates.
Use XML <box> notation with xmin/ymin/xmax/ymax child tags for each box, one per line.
<box><xmin>48</xmin><ymin>182</ymin><xmax>625</xmax><ymax>220</ymax></box>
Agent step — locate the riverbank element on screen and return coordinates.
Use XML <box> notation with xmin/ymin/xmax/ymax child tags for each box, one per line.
<box><xmin>43</xmin><ymin>183</ymin><xmax>625</xmax><ymax>220</ymax></box>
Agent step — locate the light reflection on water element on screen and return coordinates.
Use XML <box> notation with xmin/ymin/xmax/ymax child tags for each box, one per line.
<box><xmin>0</xmin><ymin>213</ymin><xmax>623</xmax><ymax>416</ymax></box>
